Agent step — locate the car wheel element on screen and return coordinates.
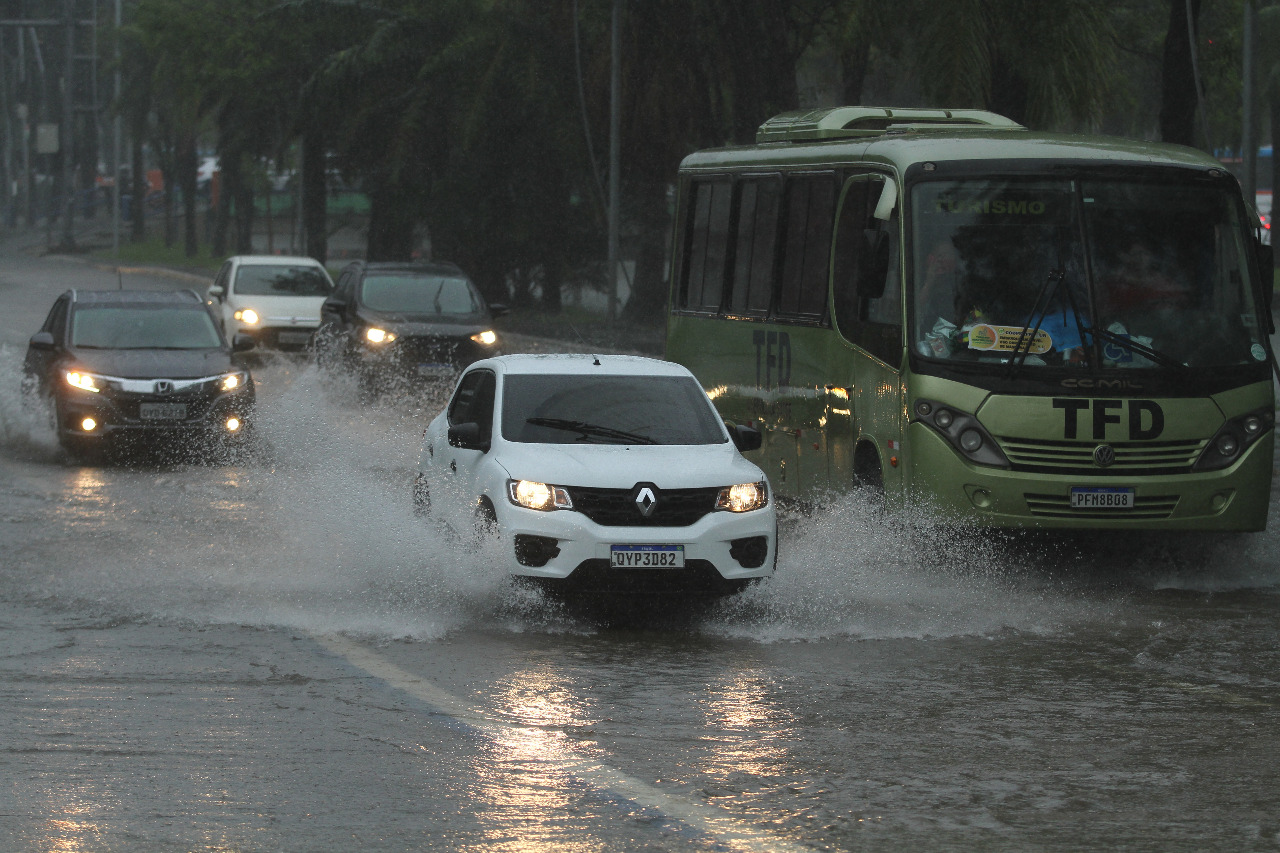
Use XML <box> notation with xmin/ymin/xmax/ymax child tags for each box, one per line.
<box><xmin>412</xmin><ymin>473</ymin><xmax>431</xmax><ymax>516</ymax></box>
<box><xmin>473</xmin><ymin>499</ymin><xmax>499</xmax><ymax>540</ymax></box>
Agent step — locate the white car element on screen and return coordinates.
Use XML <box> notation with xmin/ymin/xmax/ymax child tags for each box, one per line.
<box><xmin>208</xmin><ymin>255</ymin><xmax>335</xmax><ymax>349</ymax></box>
<box><xmin>414</xmin><ymin>354</ymin><xmax>776</xmax><ymax>595</ymax></box>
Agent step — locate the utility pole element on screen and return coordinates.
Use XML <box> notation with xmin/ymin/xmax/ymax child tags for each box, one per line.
<box><xmin>606</xmin><ymin>0</ymin><xmax>620</xmax><ymax>322</ymax></box>
<box><xmin>60</xmin><ymin>0</ymin><xmax>75</xmax><ymax>250</ymax></box>
<box><xmin>1242</xmin><ymin>0</ymin><xmax>1257</xmax><ymax>203</ymax></box>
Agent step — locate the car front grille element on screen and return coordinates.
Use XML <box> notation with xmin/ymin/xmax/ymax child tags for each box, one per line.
<box><xmin>568</xmin><ymin>486</ymin><xmax>720</xmax><ymax>527</ymax></box>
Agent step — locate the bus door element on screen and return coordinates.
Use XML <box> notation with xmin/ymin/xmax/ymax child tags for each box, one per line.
<box><xmin>830</xmin><ymin>173</ymin><xmax>905</xmax><ymax>492</ymax></box>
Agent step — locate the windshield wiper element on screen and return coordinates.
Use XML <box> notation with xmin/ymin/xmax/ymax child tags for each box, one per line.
<box><xmin>1084</xmin><ymin>325</ymin><xmax>1186</xmax><ymax>370</ymax></box>
<box><xmin>525</xmin><ymin>417</ymin><xmax>658</xmax><ymax>444</ymax></box>
<box><xmin>1006</xmin><ymin>268</ymin><xmax>1069</xmax><ymax>379</ymax></box>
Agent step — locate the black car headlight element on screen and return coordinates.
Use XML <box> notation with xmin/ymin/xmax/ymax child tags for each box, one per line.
<box><xmin>65</xmin><ymin>370</ymin><xmax>104</xmax><ymax>393</ymax></box>
<box><xmin>364</xmin><ymin>327</ymin><xmax>397</xmax><ymax>344</ymax></box>
<box><xmin>913</xmin><ymin>398</ymin><xmax>1010</xmax><ymax>468</ymax></box>
<box><xmin>218</xmin><ymin>371</ymin><xmax>250</xmax><ymax>392</ymax></box>
<box><xmin>507</xmin><ymin>479</ymin><xmax>573</xmax><ymax>511</ymax></box>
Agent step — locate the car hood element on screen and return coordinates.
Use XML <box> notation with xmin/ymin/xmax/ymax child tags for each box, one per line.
<box><xmin>493</xmin><ymin>441</ymin><xmax>765</xmax><ymax>490</ymax></box>
<box><xmin>65</xmin><ymin>347</ymin><xmax>236</xmax><ymax>379</ymax></box>
<box><xmin>358</xmin><ymin>309</ymin><xmax>491</xmax><ymax>336</ymax></box>
<box><xmin>227</xmin><ymin>293</ymin><xmax>327</xmax><ymax>322</ymax></box>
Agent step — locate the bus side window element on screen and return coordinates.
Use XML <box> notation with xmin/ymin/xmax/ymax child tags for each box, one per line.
<box><xmin>778</xmin><ymin>174</ymin><xmax>836</xmax><ymax>322</ymax></box>
<box><xmin>833</xmin><ymin>176</ymin><xmax>903</xmax><ymax>364</ymax></box>
<box><xmin>680</xmin><ymin>178</ymin><xmax>733</xmax><ymax>312</ymax></box>
<box><xmin>729</xmin><ymin>178</ymin><xmax>782</xmax><ymax>315</ymax></box>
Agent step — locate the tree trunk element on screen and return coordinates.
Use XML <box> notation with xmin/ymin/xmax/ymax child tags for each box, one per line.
<box><xmin>1159</xmin><ymin>0</ymin><xmax>1202</xmax><ymax>147</ymax></box>
<box><xmin>621</xmin><ymin>178</ymin><xmax>669</xmax><ymax>323</ymax></box>
<box><xmin>178</xmin><ymin>135</ymin><xmax>199</xmax><ymax>258</ymax></box>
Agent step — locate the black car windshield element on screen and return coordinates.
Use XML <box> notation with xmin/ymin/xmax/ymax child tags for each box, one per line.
<box><xmin>234</xmin><ymin>264</ymin><xmax>332</xmax><ymax>296</ymax></box>
<box><xmin>501</xmin><ymin>374</ymin><xmax>727</xmax><ymax>445</ymax></box>
<box><xmin>360</xmin><ymin>274</ymin><xmax>481</xmax><ymax>315</ymax></box>
<box><xmin>71</xmin><ymin>306</ymin><xmax>223</xmax><ymax>349</ymax></box>
<box><xmin>912</xmin><ymin>177</ymin><xmax>1266</xmax><ymax>370</ymax></box>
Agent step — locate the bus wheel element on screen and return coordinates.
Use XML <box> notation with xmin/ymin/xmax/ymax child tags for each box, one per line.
<box><xmin>852</xmin><ymin>443</ymin><xmax>885</xmax><ymax>500</ymax></box>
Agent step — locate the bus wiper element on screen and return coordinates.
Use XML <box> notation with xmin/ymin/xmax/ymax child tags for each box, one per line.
<box><xmin>1084</xmin><ymin>325</ymin><xmax>1187</xmax><ymax>370</ymax></box>
<box><xmin>1006</xmin><ymin>268</ymin><xmax>1067</xmax><ymax>379</ymax></box>
<box><xmin>525</xmin><ymin>417</ymin><xmax>659</xmax><ymax>444</ymax></box>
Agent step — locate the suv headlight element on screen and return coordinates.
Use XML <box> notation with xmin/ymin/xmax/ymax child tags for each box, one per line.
<box><xmin>471</xmin><ymin>330</ymin><xmax>498</xmax><ymax>345</ymax></box>
<box><xmin>716</xmin><ymin>481</ymin><xmax>768</xmax><ymax>512</ymax></box>
<box><xmin>233</xmin><ymin>308</ymin><xmax>259</xmax><ymax>325</ymax></box>
<box><xmin>365</xmin><ymin>327</ymin><xmax>397</xmax><ymax>344</ymax></box>
<box><xmin>219</xmin><ymin>371</ymin><xmax>249</xmax><ymax>392</ymax></box>
<box><xmin>66</xmin><ymin>370</ymin><xmax>103</xmax><ymax>393</ymax></box>
<box><xmin>508</xmin><ymin>479</ymin><xmax>573</xmax><ymax>511</ymax></box>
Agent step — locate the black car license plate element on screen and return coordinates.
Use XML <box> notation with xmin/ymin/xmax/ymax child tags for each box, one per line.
<box><xmin>139</xmin><ymin>402</ymin><xmax>187</xmax><ymax>420</ymax></box>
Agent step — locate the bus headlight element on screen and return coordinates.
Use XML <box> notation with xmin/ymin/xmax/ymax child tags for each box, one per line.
<box><xmin>716</xmin><ymin>481</ymin><xmax>769</xmax><ymax>512</ymax></box>
<box><xmin>1194</xmin><ymin>407</ymin><xmax>1274</xmax><ymax>471</ymax></box>
<box><xmin>913</xmin><ymin>398</ymin><xmax>1010</xmax><ymax>469</ymax></box>
<box><xmin>365</xmin><ymin>327</ymin><xmax>397</xmax><ymax>344</ymax></box>
<box><xmin>234</xmin><ymin>308</ymin><xmax>259</xmax><ymax>325</ymax></box>
<box><xmin>471</xmin><ymin>330</ymin><xmax>498</xmax><ymax>346</ymax></box>
<box><xmin>508</xmin><ymin>479</ymin><xmax>573</xmax><ymax>511</ymax></box>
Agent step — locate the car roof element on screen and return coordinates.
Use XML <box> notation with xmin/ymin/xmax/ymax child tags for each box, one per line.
<box><xmin>69</xmin><ymin>289</ymin><xmax>205</xmax><ymax>306</ymax></box>
<box><xmin>350</xmin><ymin>260</ymin><xmax>467</xmax><ymax>277</ymax></box>
<box><xmin>230</xmin><ymin>255</ymin><xmax>325</xmax><ymax>267</ymax></box>
<box><xmin>477</xmin><ymin>353</ymin><xmax>696</xmax><ymax>378</ymax></box>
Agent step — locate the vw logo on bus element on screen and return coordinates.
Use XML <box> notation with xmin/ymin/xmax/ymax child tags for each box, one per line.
<box><xmin>1093</xmin><ymin>445</ymin><xmax>1117</xmax><ymax>468</ymax></box>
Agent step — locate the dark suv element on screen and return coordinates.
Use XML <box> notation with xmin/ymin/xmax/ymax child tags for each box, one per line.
<box><xmin>22</xmin><ymin>289</ymin><xmax>257</xmax><ymax>456</ymax></box>
<box><xmin>315</xmin><ymin>261</ymin><xmax>505</xmax><ymax>392</ymax></box>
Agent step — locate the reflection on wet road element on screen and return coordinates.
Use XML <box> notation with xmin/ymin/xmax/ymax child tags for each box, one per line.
<box><xmin>1</xmin><ymin>330</ymin><xmax>1278</xmax><ymax>851</ymax></box>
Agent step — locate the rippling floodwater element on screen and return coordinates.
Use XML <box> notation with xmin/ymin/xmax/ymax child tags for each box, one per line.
<box><xmin>3</xmin><ymin>342</ymin><xmax>1279</xmax><ymax>853</ymax></box>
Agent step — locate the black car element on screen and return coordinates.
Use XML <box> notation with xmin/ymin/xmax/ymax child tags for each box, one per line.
<box><xmin>315</xmin><ymin>261</ymin><xmax>505</xmax><ymax>392</ymax></box>
<box><xmin>22</xmin><ymin>289</ymin><xmax>257</xmax><ymax>457</ymax></box>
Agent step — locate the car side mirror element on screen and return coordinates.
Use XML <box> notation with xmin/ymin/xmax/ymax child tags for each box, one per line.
<box><xmin>208</xmin><ymin>285</ymin><xmax>224</xmax><ymax>300</ymax></box>
<box><xmin>448</xmin><ymin>421</ymin><xmax>490</xmax><ymax>452</ymax></box>
<box><xmin>728</xmin><ymin>422</ymin><xmax>762</xmax><ymax>452</ymax></box>
<box><xmin>489</xmin><ymin>303</ymin><xmax>509</xmax><ymax>318</ymax></box>
<box><xmin>321</xmin><ymin>297</ymin><xmax>346</xmax><ymax>315</ymax></box>
<box><xmin>232</xmin><ymin>333</ymin><xmax>256</xmax><ymax>352</ymax></box>
<box><xmin>28</xmin><ymin>331</ymin><xmax>56</xmax><ymax>350</ymax></box>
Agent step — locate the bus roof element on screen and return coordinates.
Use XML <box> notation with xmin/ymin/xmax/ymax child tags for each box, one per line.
<box><xmin>681</xmin><ymin>109</ymin><xmax>1226</xmax><ymax>177</ymax></box>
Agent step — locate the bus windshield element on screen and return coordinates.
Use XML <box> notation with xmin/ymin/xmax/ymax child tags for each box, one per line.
<box><xmin>912</xmin><ymin>177</ymin><xmax>1266</xmax><ymax>370</ymax></box>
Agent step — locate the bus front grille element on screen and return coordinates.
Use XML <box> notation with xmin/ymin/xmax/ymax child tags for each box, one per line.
<box><xmin>1024</xmin><ymin>492</ymin><xmax>1180</xmax><ymax>519</ymax></box>
<box><xmin>998</xmin><ymin>436</ymin><xmax>1207</xmax><ymax>475</ymax></box>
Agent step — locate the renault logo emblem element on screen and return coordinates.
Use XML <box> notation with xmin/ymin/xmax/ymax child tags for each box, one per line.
<box><xmin>154</xmin><ymin>380</ymin><xmax>174</xmax><ymax>395</ymax></box>
<box><xmin>634</xmin><ymin>485</ymin><xmax>658</xmax><ymax>517</ymax></box>
<box><xmin>1093</xmin><ymin>444</ymin><xmax>1116</xmax><ymax>467</ymax></box>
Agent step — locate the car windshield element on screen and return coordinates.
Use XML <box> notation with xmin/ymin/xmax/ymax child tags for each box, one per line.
<box><xmin>234</xmin><ymin>264</ymin><xmax>332</xmax><ymax>296</ymax></box>
<box><xmin>912</xmin><ymin>177</ymin><xmax>1266</xmax><ymax>370</ymax></box>
<box><xmin>360</xmin><ymin>274</ymin><xmax>481</xmax><ymax>315</ymax></box>
<box><xmin>501</xmin><ymin>374</ymin><xmax>727</xmax><ymax>445</ymax></box>
<box><xmin>70</xmin><ymin>306</ymin><xmax>224</xmax><ymax>349</ymax></box>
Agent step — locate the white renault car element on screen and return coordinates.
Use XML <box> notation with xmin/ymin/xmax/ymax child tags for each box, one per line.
<box><xmin>207</xmin><ymin>255</ymin><xmax>335</xmax><ymax>349</ymax></box>
<box><xmin>414</xmin><ymin>354</ymin><xmax>776</xmax><ymax>595</ymax></box>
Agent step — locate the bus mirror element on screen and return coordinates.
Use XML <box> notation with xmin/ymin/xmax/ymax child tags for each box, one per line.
<box><xmin>873</xmin><ymin>180</ymin><xmax>898</xmax><ymax>221</ymax></box>
<box><xmin>858</xmin><ymin>230</ymin><xmax>891</xmax><ymax>299</ymax></box>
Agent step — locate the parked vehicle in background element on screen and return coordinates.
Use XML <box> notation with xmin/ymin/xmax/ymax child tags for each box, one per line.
<box><xmin>207</xmin><ymin>255</ymin><xmax>335</xmax><ymax>349</ymax></box>
<box><xmin>667</xmin><ymin>106</ymin><xmax>1275</xmax><ymax>532</ymax></box>
<box><xmin>414</xmin><ymin>354</ymin><xmax>776</xmax><ymax>596</ymax></box>
<box><xmin>315</xmin><ymin>260</ymin><xmax>504</xmax><ymax>395</ymax></box>
<box><xmin>22</xmin><ymin>289</ymin><xmax>256</xmax><ymax>458</ymax></box>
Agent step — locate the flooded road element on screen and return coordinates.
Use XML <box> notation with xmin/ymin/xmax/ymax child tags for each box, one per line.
<box><xmin>1</xmin><ymin>251</ymin><xmax>1279</xmax><ymax>851</ymax></box>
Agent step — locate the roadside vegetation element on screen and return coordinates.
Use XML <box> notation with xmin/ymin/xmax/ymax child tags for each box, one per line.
<box><xmin>100</xmin><ymin>0</ymin><xmax>1280</xmax><ymax>325</ymax></box>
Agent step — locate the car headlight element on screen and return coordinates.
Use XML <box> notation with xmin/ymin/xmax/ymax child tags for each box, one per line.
<box><xmin>507</xmin><ymin>479</ymin><xmax>573</xmax><ymax>511</ymax></box>
<box><xmin>234</xmin><ymin>308</ymin><xmax>260</xmax><ymax>325</ymax></box>
<box><xmin>219</xmin><ymin>371</ymin><xmax>248</xmax><ymax>392</ymax></box>
<box><xmin>365</xmin><ymin>327</ymin><xmax>397</xmax><ymax>344</ymax></box>
<box><xmin>66</xmin><ymin>370</ymin><xmax>102</xmax><ymax>393</ymax></box>
<box><xmin>471</xmin><ymin>330</ymin><xmax>498</xmax><ymax>346</ymax></box>
<box><xmin>716</xmin><ymin>481</ymin><xmax>768</xmax><ymax>512</ymax></box>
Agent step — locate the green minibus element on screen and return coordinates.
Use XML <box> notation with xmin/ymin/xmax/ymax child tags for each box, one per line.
<box><xmin>665</xmin><ymin>106</ymin><xmax>1276</xmax><ymax>530</ymax></box>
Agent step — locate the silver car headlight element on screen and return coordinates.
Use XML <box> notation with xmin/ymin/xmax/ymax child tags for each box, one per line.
<box><xmin>507</xmin><ymin>479</ymin><xmax>573</xmax><ymax>511</ymax></box>
<box><xmin>715</xmin><ymin>481</ymin><xmax>768</xmax><ymax>512</ymax></box>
